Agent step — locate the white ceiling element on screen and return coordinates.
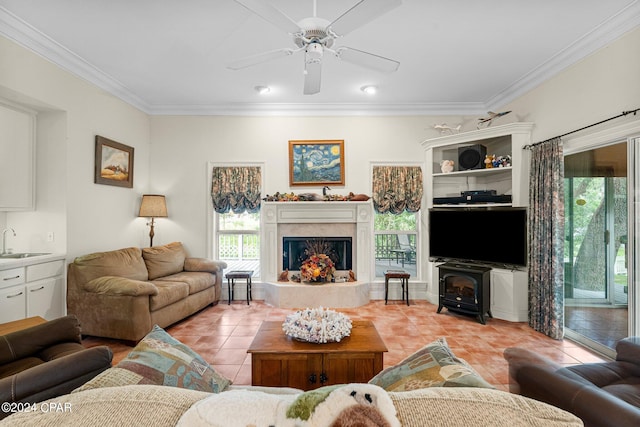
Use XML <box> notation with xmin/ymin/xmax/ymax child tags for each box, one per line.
<box><xmin>0</xmin><ymin>0</ymin><xmax>639</xmax><ymax>115</ymax></box>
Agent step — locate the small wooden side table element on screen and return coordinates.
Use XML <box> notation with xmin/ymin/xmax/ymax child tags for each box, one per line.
<box><xmin>225</xmin><ymin>270</ymin><xmax>253</xmax><ymax>305</ymax></box>
<box><xmin>384</xmin><ymin>270</ymin><xmax>410</xmax><ymax>306</ymax></box>
<box><xmin>0</xmin><ymin>316</ymin><xmax>46</xmax><ymax>335</ymax></box>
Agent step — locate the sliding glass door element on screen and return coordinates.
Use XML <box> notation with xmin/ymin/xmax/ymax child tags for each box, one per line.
<box><xmin>564</xmin><ymin>141</ymin><xmax>628</xmax><ymax>354</ymax></box>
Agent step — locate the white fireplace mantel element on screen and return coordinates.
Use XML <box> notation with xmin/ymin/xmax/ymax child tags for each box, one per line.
<box><xmin>261</xmin><ymin>201</ymin><xmax>373</xmax><ymax>283</ymax></box>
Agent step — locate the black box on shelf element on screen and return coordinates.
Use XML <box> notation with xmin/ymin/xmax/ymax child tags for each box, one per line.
<box><xmin>433</xmin><ymin>194</ymin><xmax>512</xmax><ymax>205</ymax></box>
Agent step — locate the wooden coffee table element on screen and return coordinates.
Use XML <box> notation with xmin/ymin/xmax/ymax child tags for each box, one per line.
<box><xmin>248</xmin><ymin>320</ymin><xmax>387</xmax><ymax>391</ymax></box>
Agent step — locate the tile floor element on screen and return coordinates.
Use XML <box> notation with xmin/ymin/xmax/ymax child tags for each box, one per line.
<box><xmin>565</xmin><ymin>306</ymin><xmax>628</xmax><ymax>349</ymax></box>
<box><xmin>82</xmin><ymin>300</ymin><xmax>608</xmax><ymax>392</ymax></box>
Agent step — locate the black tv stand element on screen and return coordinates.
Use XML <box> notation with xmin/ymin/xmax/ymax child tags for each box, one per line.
<box><xmin>437</xmin><ymin>263</ymin><xmax>492</xmax><ymax>324</ymax></box>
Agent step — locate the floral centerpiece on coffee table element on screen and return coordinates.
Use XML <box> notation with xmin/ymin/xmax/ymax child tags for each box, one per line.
<box><xmin>282</xmin><ymin>307</ymin><xmax>352</xmax><ymax>343</ymax></box>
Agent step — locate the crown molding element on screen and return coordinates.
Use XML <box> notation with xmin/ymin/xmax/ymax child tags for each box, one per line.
<box><xmin>146</xmin><ymin>102</ymin><xmax>487</xmax><ymax>116</ymax></box>
<box><xmin>0</xmin><ymin>6</ymin><xmax>151</xmax><ymax>113</ymax></box>
<box><xmin>486</xmin><ymin>0</ymin><xmax>640</xmax><ymax>111</ymax></box>
<box><xmin>2</xmin><ymin>3</ymin><xmax>638</xmax><ymax>116</ymax></box>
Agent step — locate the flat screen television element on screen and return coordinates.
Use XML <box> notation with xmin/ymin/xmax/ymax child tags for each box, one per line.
<box><xmin>428</xmin><ymin>208</ymin><xmax>528</xmax><ymax>267</ymax></box>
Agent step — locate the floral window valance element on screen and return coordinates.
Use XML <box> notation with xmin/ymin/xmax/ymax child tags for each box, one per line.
<box><xmin>211</xmin><ymin>166</ymin><xmax>261</xmax><ymax>214</ymax></box>
<box><xmin>372</xmin><ymin>166</ymin><xmax>423</xmax><ymax>214</ymax></box>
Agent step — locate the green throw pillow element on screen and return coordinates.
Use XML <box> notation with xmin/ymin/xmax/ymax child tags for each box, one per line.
<box><xmin>79</xmin><ymin>325</ymin><xmax>231</xmax><ymax>393</ymax></box>
<box><xmin>368</xmin><ymin>337</ymin><xmax>493</xmax><ymax>391</ymax></box>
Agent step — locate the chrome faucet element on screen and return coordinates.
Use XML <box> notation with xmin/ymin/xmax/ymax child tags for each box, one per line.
<box><xmin>1</xmin><ymin>228</ymin><xmax>15</xmax><ymax>255</ymax></box>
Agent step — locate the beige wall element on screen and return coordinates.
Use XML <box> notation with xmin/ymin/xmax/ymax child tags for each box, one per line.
<box><xmin>148</xmin><ymin>115</ymin><xmax>431</xmax><ymax>255</ymax></box>
<box><xmin>0</xmin><ymin>36</ymin><xmax>151</xmax><ymax>259</ymax></box>
<box><xmin>503</xmin><ymin>27</ymin><xmax>640</xmax><ymax>143</ymax></box>
<box><xmin>0</xmin><ymin>25</ymin><xmax>638</xmax><ymax>261</ymax></box>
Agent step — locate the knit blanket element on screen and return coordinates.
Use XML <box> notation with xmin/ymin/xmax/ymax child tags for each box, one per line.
<box><xmin>176</xmin><ymin>383</ymin><xmax>400</xmax><ymax>427</ymax></box>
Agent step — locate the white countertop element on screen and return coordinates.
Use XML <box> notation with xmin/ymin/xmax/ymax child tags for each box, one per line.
<box><xmin>0</xmin><ymin>253</ymin><xmax>66</xmax><ymax>269</ymax></box>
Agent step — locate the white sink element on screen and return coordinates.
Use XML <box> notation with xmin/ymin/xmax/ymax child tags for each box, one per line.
<box><xmin>0</xmin><ymin>252</ymin><xmax>51</xmax><ymax>259</ymax></box>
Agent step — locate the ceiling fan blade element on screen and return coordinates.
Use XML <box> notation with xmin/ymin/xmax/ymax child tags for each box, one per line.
<box><xmin>233</xmin><ymin>0</ymin><xmax>301</xmax><ymax>34</ymax></box>
<box><xmin>227</xmin><ymin>48</ymin><xmax>295</xmax><ymax>70</ymax></box>
<box><xmin>328</xmin><ymin>0</ymin><xmax>402</xmax><ymax>36</ymax></box>
<box><xmin>303</xmin><ymin>58</ymin><xmax>322</xmax><ymax>95</ymax></box>
<box><xmin>335</xmin><ymin>47</ymin><xmax>399</xmax><ymax>73</ymax></box>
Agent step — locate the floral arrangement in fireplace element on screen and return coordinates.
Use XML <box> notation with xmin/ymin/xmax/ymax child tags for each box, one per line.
<box><xmin>282</xmin><ymin>307</ymin><xmax>352</xmax><ymax>343</ymax></box>
<box><xmin>299</xmin><ymin>239</ymin><xmax>336</xmax><ymax>282</ymax></box>
<box><xmin>300</xmin><ymin>253</ymin><xmax>336</xmax><ymax>283</ymax></box>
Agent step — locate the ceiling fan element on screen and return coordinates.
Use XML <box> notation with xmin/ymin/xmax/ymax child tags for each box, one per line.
<box><xmin>229</xmin><ymin>0</ymin><xmax>402</xmax><ymax>95</ymax></box>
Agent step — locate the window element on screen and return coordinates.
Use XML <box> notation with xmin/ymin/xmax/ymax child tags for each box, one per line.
<box><xmin>209</xmin><ymin>164</ymin><xmax>263</xmax><ymax>279</ymax></box>
<box><xmin>563</xmin><ymin>142</ymin><xmax>628</xmax><ymax>354</ymax></box>
<box><xmin>374</xmin><ymin>211</ymin><xmax>418</xmax><ymax>278</ymax></box>
<box><xmin>371</xmin><ymin>164</ymin><xmax>423</xmax><ymax>279</ymax></box>
<box><xmin>217</xmin><ymin>211</ymin><xmax>260</xmax><ymax>277</ymax></box>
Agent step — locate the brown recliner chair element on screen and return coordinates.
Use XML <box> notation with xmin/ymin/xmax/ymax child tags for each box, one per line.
<box><xmin>504</xmin><ymin>337</ymin><xmax>640</xmax><ymax>427</ymax></box>
<box><xmin>0</xmin><ymin>315</ymin><xmax>113</xmax><ymax>419</ymax></box>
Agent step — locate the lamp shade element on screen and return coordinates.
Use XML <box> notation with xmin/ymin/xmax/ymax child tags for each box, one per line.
<box><xmin>138</xmin><ymin>195</ymin><xmax>168</xmax><ymax>218</ymax></box>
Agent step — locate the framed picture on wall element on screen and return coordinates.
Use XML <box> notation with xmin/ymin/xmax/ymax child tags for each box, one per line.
<box><xmin>289</xmin><ymin>140</ymin><xmax>345</xmax><ymax>186</ymax></box>
<box><xmin>94</xmin><ymin>135</ymin><xmax>134</xmax><ymax>188</ymax></box>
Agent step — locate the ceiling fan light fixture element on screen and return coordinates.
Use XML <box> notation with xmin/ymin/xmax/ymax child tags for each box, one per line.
<box><xmin>306</xmin><ymin>42</ymin><xmax>324</xmax><ymax>61</ymax></box>
<box><xmin>254</xmin><ymin>85</ymin><xmax>271</xmax><ymax>94</ymax></box>
<box><xmin>361</xmin><ymin>85</ymin><xmax>377</xmax><ymax>95</ymax></box>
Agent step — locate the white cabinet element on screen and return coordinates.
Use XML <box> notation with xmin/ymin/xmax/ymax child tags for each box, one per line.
<box><xmin>421</xmin><ymin>123</ymin><xmax>533</xmax><ymax>208</ymax></box>
<box><xmin>0</xmin><ymin>102</ymin><xmax>36</xmax><ymax>211</ymax></box>
<box><xmin>27</xmin><ymin>277</ymin><xmax>64</xmax><ymax>320</ymax></box>
<box><xmin>0</xmin><ymin>267</ymin><xmax>26</xmax><ymax>323</ymax></box>
<box><xmin>0</xmin><ymin>258</ymin><xmax>65</xmax><ymax>323</ymax></box>
<box><xmin>490</xmin><ymin>268</ymin><xmax>528</xmax><ymax>322</ymax></box>
<box><xmin>26</xmin><ymin>260</ymin><xmax>65</xmax><ymax>320</ymax></box>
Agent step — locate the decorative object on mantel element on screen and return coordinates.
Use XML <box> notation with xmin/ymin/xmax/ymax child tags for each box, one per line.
<box><xmin>298</xmin><ymin>192</ymin><xmax>324</xmax><ymax>201</ymax></box>
<box><xmin>262</xmin><ymin>191</ymin><xmax>370</xmax><ymax>202</ymax></box>
<box><xmin>290</xmin><ymin>273</ymin><xmax>301</xmax><ymax>283</ymax></box>
<box><xmin>348</xmin><ymin>270</ymin><xmax>356</xmax><ymax>282</ymax></box>
<box><xmin>278</xmin><ymin>269</ymin><xmax>289</xmax><ymax>282</ymax></box>
<box><xmin>347</xmin><ymin>192</ymin><xmax>370</xmax><ymax>201</ymax></box>
<box><xmin>282</xmin><ymin>307</ymin><xmax>352</xmax><ymax>343</ymax></box>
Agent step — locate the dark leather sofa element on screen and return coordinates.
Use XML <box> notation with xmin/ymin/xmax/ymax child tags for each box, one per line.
<box><xmin>504</xmin><ymin>337</ymin><xmax>640</xmax><ymax>427</ymax></box>
<box><xmin>0</xmin><ymin>315</ymin><xmax>112</xmax><ymax>419</ymax></box>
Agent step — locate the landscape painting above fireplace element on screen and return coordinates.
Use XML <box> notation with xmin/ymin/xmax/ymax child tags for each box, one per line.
<box><xmin>283</xmin><ymin>237</ymin><xmax>353</xmax><ymax>271</ymax></box>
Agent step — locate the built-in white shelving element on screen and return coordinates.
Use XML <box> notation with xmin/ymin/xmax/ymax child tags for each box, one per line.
<box><xmin>421</xmin><ymin>123</ymin><xmax>534</xmax><ymax>321</ymax></box>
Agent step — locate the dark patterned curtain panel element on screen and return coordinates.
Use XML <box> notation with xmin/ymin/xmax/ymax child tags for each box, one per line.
<box><xmin>528</xmin><ymin>138</ymin><xmax>565</xmax><ymax>339</ymax></box>
<box><xmin>372</xmin><ymin>166</ymin><xmax>423</xmax><ymax>214</ymax></box>
<box><xmin>211</xmin><ymin>166</ymin><xmax>261</xmax><ymax>214</ymax></box>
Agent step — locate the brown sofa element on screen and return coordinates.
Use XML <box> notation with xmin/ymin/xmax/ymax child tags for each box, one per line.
<box><xmin>504</xmin><ymin>337</ymin><xmax>640</xmax><ymax>427</ymax></box>
<box><xmin>0</xmin><ymin>315</ymin><xmax>112</xmax><ymax>419</ymax></box>
<box><xmin>67</xmin><ymin>242</ymin><xmax>226</xmax><ymax>341</ymax></box>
